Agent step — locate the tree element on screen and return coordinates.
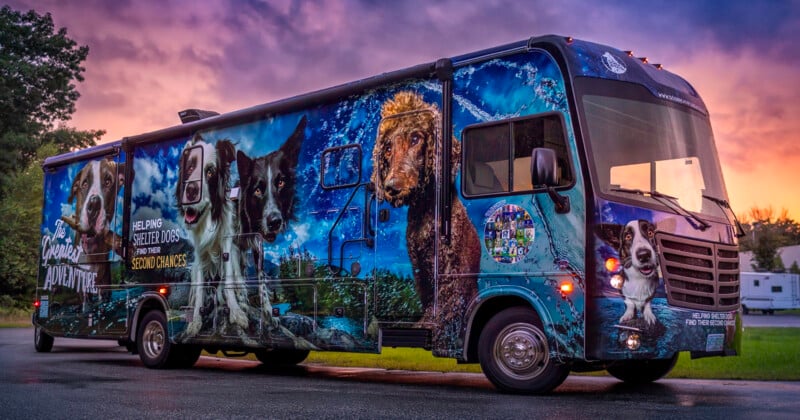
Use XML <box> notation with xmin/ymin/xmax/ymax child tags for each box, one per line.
<box><xmin>0</xmin><ymin>143</ymin><xmax>56</xmax><ymax>307</ymax></box>
<box><xmin>0</xmin><ymin>6</ymin><xmax>104</xmax><ymax>192</ymax></box>
<box><xmin>790</xmin><ymin>261</ymin><xmax>800</xmax><ymax>275</ymax></box>
<box><xmin>739</xmin><ymin>207</ymin><xmax>800</xmax><ymax>272</ymax></box>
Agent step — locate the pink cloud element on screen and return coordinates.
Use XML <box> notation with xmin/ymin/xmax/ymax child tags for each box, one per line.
<box><xmin>6</xmin><ymin>0</ymin><xmax>799</xmax><ymax>220</ymax></box>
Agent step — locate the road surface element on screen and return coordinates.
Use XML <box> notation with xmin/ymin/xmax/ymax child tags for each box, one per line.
<box><xmin>1</xmin><ymin>327</ymin><xmax>798</xmax><ymax>419</ymax></box>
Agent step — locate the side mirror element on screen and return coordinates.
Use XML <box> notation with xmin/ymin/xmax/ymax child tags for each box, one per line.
<box><xmin>530</xmin><ymin>147</ymin><xmax>570</xmax><ymax>214</ymax></box>
<box><xmin>530</xmin><ymin>147</ymin><xmax>559</xmax><ymax>187</ymax></box>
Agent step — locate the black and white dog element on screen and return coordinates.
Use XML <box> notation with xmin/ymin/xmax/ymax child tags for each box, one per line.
<box><xmin>177</xmin><ymin>135</ymin><xmax>249</xmax><ymax>336</ymax></box>
<box><xmin>63</xmin><ymin>158</ymin><xmax>126</xmax><ymax>288</ymax></box>
<box><xmin>618</xmin><ymin>219</ymin><xmax>660</xmax><ymax>325</ymax></box>
<box><xmin>236</xmin><ymin>116</ymin><xmax>306</xmax><ymax>246</ymax></box>
<box><xmin>236</xmin><ymin>116</ymin><xmax>305</xmax><ymax>327</ymax></box>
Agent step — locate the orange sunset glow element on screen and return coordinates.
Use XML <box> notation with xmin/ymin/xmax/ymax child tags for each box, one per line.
<box><xmin>9</xmin><ymin>0</ymin><xmax>800</xmax><ymax>221</ymax></box>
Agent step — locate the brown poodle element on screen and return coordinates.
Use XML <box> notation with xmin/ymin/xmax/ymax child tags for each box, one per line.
<box><xmin>372</xmin><ymin>91</ymin><xmax>481</xmax><ymax>352</ymax></box>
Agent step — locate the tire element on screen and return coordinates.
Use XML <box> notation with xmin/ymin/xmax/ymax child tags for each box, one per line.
<box><xmin>478</xmin><ymin>307</ymin><xmax>569</xmax><ymax>394</ymax></box>
<box><xmin>742</xmin><ymin>305</ymin><xmax>749</xmax><ymax>315</ymax></box>
<box><xmin>137</xmin><ymin>311</ymin><xmax>175</xmax><ymax>369</ymax></box>
<box><xmin>34</xmin><ymin>325</ymin><xmax>54</xmax><ymax>353</ymax></box>
<box><xmin>254</xmin><ymin>348</ymin><xmax>310</xmax><ymax>366</ymax></box>
<box><xmin>606</xmin><ymin>354</ymin><xmax>679</xmax><ymax>384</ymax></box>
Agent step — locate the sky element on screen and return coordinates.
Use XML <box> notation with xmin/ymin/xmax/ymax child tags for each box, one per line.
<box><xmin>8</xmin><ymin>0</ymin><xmax>800</xmax><ymax>221</ymax></box>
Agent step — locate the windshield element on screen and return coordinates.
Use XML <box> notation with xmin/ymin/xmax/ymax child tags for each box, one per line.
<box><xmin>576</xmin><ymin>78</ymin><xmax>729</xmax><ymax>219</ymax></box>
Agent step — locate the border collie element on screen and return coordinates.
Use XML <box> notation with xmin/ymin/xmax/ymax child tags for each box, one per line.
<box><xmin>619</xmin><ymin>219</ymin><xmax>660</xmax><ymax>325</ymax></box>
<box><xmin>177</xmin><ymin>135</ymin><xmax>249</xmax><ymax>336</ymax></box>
<box><xmin>236</xmin><ymin>116</ymin><xmax>305</xmax><ymax>245</ymax></box>
<box><xmin>236</xmin><ymin>116</ymin><xmax>305</xmax><ymax>328</ymax></box>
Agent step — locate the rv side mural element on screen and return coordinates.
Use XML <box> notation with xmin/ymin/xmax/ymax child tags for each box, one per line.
<box><xmin>38</xmin><ymin>49</ymin><xmax>586</xmax><ymax>356</ymax></box>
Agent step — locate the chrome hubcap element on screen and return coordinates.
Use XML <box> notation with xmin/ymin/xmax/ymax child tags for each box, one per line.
<box><xmin>494</xmin><ymin>322</ymin><xmax>549</xmax><ymax>380</ymax></box>
<box><xmin>142</xmin><ymin>320</ymin><xmax>165</xmax><ymax>360</ymax></box>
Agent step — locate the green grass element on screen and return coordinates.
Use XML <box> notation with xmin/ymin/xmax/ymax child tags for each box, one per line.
<box><xmin>303</xmin><ymin>348</ymin><xmax>483</xmax><ymax>373</ymax></box>
<box><xmin>669</xmin><ymin>327</ymin><xmax>800</xmax><ymax>380</ymax></box>
<box><xmin>0</xmin><ymin>308</ymin><xmax>31</xmax><ymax>328</ymax></box>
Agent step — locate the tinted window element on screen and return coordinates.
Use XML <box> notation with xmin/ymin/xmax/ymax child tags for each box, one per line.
<box><xmin>462</xmin><ymin>113</ymin><xmax>571</xmax><ymax>196</ymax></box>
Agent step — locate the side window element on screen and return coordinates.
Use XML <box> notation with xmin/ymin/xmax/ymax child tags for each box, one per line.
<box><xmin>320</xmin><ymin>144</ymin><xmax>362</xmax><ymax>189</ymax></box>
<box><xmin>462</xmin><ymin>113</ymin><xmax>572</xmax><ymax>197</ymax></box>
<box><xmin>771</xmin><ymin>285</ymin><xmax>783</xmax><ymax>293</ymax></box>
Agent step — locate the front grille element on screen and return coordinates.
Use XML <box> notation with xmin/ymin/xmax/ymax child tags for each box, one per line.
<box><xmin>657</xmin><ymin>233</ymin><xmax>740</xmax><ymax>311</ymax></box>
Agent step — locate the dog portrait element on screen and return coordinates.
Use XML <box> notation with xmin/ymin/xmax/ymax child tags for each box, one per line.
<box><xmin>176</xmin><ymin>135</ymin><xmax>249</xmax><ymax>336</ymax></box>
<box><xmin>599</xmin><ymin>219</ymin><xmax>661</xmax><ymax>325</ymax></box>
<box><xmin>371</xmin><ymin>91</ymin><xmax>481</xmax><ymax>341</ymax></box>
<box><xmin>236</xmin><ymin>116</ymin><xmax>306</xmax><ymax>246</ymax></box>
<box><xmin>62</xmin><ymin>158</ymin><xmax>126</xmax><ymax>287</ymax></box>
<box><xmin>235</xmin><ymin>116</ymin><xmax>306</xmax><ymax>329</ymax></box>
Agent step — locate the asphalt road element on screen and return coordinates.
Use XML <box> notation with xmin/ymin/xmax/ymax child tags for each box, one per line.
<box><xmin>1</xmin><ymin>327</ymin><xmax>799</xmax><ymax>419</ymax></box>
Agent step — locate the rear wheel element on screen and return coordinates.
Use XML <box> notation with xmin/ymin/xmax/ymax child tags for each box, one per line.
<box><xmin>478</xmin><ymin>307</ymin><xmax>569</xmax><ymax>394</ymax></box>
<box><xmin>606</xmin><ymin>354</ymin><xmax>679</xmax><ymax>384</ymax></box>
<box><xmin>137</xmin><ymin>311</ymin><xmax>174</xmax><ymax>369</ymax></box>
<box><xmin>254</xmin><ymin>349</ymin><xmax>310</xmax><ymax>366</ymax></box>
<box><xmin>34</xmin><ymin>325</ymin><xmax>54</xmax><ymax>353</ymax></box>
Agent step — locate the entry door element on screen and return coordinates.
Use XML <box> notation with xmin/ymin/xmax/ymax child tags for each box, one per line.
<box><xmin>372</xmin><ymin>92</ymin><xmax>442</xmax><ymax>324</ymax></box>
<box><xmin>315</xmin><ymin>144</ymin><xmax>375</xmax><ymax>340</ymax></box>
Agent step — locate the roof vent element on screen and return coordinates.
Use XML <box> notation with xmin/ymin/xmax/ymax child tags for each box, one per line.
<box><xmin>178</xmin><ymin>109</ymin><xmax>219</xmax><ymax>124</ymax></box>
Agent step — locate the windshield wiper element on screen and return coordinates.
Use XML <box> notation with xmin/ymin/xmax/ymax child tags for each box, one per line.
<box><xmin>610</xmin><ymin>187</ymin><xmax>711</xmax><ymax>231</ymax></box>
<box><xmin>703</xmin><ymin>194</ymin><xmax>746</xmax><ymax>237</ymax></box>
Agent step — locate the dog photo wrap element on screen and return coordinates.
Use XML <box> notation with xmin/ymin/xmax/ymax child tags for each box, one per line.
<box><xmin>484</xmin><ymin>203</ymin><xmax>535</xmax><ymax>264</ymax></box>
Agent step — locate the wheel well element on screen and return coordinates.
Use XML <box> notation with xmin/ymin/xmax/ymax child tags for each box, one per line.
<box><xmin>465</xmin><ymin>296</ymin><xmax>533</xmax><ymax>363</ymax></box>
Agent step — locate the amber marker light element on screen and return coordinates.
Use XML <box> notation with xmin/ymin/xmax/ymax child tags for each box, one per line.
<box><xmin>158</xmin><ymin>286</ymin><xmax>169</xmax><ymax>295</ymax></box>
<box><xmin>560</xmin><ymin>282</ymin><xmax>574</xmax><ymax>294</ymax></box>
<box><xmin>605</xmin><ymin>257</ymin><xmax>620</xmax><ymax>273</ymax></box>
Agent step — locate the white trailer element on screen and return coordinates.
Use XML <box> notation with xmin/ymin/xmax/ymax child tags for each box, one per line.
<box><xmin>740</xmin><ymin>272</ymin><xmax>800</xmax><ymax>314</ymax></box>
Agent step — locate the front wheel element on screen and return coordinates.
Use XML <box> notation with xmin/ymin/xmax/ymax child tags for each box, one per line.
<box><xmin>34</xmin><ymin>325</ymin><xmax>54</xmax><ymax>353</ymax></box>
<box><xmin>606</xmin><ymin>354</ymin><xmax>679</xmax><ymax>384</ymax></box>
<box><xmin>478</xmin><ymin>307</ymin><xmax>569</xmax><ymax>394</ymax></box>
<box><xmin>254</xmin><ymin>349</ymin><xmax>310</xmax><ymax>366</ymax></box>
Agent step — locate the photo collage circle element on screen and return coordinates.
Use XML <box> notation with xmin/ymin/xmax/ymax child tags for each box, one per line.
<box><xmin>484</xmin><ymin>204</ymin><xmax>535</xmax><ymax>264</ymax></box>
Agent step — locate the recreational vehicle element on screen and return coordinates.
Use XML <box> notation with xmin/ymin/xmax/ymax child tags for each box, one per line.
<box><xmin>740</xmin><ymin>272</ymin><xmax>800</xmax><ymax>314</ymax></box>
<box><xmin>34</xmin><ymin>35</ymin><xmax>742</xmax><ymax>394</ymax></box>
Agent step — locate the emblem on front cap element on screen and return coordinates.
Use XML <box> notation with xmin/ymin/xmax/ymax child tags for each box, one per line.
<box><xmin>602</xmin><ymin>52</ymin><xmax>627</xmax><ymax>75</ymax></box>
